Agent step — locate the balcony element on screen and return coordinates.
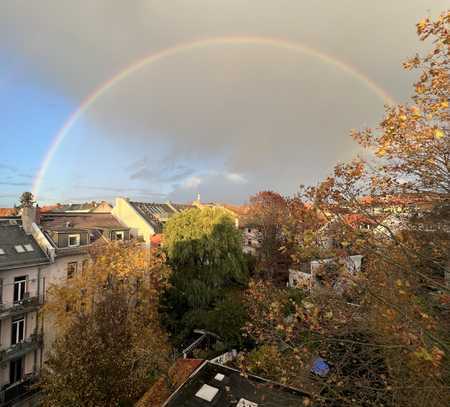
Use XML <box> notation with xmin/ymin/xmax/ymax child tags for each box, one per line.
<box><xmin>0</xmin><ymin>333</ymin><xmax>43</xmax><ymax>364</ymax></box>
<box><xmin>0</xmin><ymin>373</ymin><xmax>40</xmax><ymax>406</ymax></box>
<box><xmin>0</xmin><ymin>295</ymin><xmax>43</xmax><ymax>320</ymax></box>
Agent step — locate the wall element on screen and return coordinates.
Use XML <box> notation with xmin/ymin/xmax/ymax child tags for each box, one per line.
<box><xmin>112</xmin><ymin>197</ymin><xmax>155</xmax><ymax>243</ymax></box>
<box><xmin>41</xmin><ymin>254</ymin><xmax>89</xmax><ymax>360</ymax></box>
<box><xmin>0</xmin><ymin>265</ymin><xmax>42</xmax><ymax>387</ymax></box>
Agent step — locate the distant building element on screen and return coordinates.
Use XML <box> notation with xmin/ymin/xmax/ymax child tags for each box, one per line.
<box><xmin>112</xmin><ymin>197</ymin><xmax>193</xmax><ymax>244</ymax></box>
<box><xmin>46</xmin><ymin>201</ymin><xmax>113</xmax><ymax>213</ymax></box>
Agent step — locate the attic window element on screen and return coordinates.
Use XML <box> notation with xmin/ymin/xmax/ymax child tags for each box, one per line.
<box><xmin>214</xmin><ymin>373</ymin><xmax>225</xmax><ymax>382</ymax></box>
<box><xmin>14</xmin><ymin>245</ymin><xmax>25</xmax><ymax>253</ymax></box>
<box><xmin>0</xmin><ymin>248</ymin><xmax>5</xmax><ymax>255</ymax></box>
<box><xmin>195</xmin><ymin>384</ymin><xmax>219</xmax><ymax>402</ymax></box>
<box><xmin>24</xmin><ymin>244</ymin><xmax>34</xmax><ymax>252</ymax></box>
<box><xmin>237</xmin><ymin>399</ymin><xmax>258</xmax><ymax>407</ymax></box>
<box><xmin>68</xmin><ymin>234</ymin><xmax>80</xmax><ymax>247</ymax></box>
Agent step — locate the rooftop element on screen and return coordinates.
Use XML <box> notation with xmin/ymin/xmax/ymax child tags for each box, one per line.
<box><xmin>40</xmin><ymin>212</ymin><xmax>127</xmax><ymax>231</ymax></box>
<box><xmin>163</xmin><ymin>361</ymin><xmax>310</xmax><ymax>407</ymax></box>
<box><xmin>130</xmin><ymin>201</ymin><xmax>193</xmax><ymax>233</ymax></box>
<box><xmin>0</xmin><ymin>220</ymin><xmax>49</xmax><ymax>270</ymax></box>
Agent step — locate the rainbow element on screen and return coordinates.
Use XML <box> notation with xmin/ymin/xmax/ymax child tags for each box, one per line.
<box><xmin>32</xmin><ymin>36</ymin><xmax>396</xmax><ymax>199</ymax></box>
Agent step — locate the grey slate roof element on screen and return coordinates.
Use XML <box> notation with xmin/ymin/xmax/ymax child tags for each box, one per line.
<box><xmin>0</xmin><ymin>220</ymin><xmax>49</xmax><ymax>270</ymax></box>
<box><xmin>163</xmin><ymin>361</ymin><xmax>309</xmax><ymax>406</ymax></box>
<box><xmin>130</xmin><ymin>201</ymin><xmax>194</xmax><ymax>233</ymax></box>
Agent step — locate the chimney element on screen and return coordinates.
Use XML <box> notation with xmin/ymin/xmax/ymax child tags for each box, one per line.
<box><xmin>21</xmin><ymin>206</ymin><xmax>37</xmax><ymax>235</ymax></box>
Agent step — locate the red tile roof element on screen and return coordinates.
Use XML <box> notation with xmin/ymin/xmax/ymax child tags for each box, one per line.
<box><xmin>0</xmin><ymin>208</ymin><xmax>16</xmax><ymax>216</ymax></box>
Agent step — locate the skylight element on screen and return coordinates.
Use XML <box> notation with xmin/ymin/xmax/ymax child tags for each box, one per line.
<box><xmin>14</xmin><ymin>245</ymin><xmax>25</xmax><ymax>253</ymax></box>
<box><xmin>237</xmin><ymin>399</ymin><xmax>258</xmax><ymax>407</ymax></box>
<box><xmin>214</xmin><ymin>373</ymin><xmax>225</xmax><ymax>382</ymax></box>
<box><xmin>195</xmin><ymin>384</ymin><xmax>219</xmax><ymax>402</ymax></box>
<box><xmin>24</xmin><ymin>244</ymin><xmax>34</xmax><ymax>252</ymax></box>
<box><xmin>0</xmin><ymin>248</ymin><xmax>5</xmax><ymax>255</ymax></box>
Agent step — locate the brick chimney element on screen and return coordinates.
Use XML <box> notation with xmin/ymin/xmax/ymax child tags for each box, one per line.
<box><xmin>21</xmin><ymin>206</ymin><xmax>37</xmax><ymax>234</ymax></box>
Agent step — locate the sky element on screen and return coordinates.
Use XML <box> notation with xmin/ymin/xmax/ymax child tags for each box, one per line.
<box><xmin>0</xmin><ymin>1</ymin><xmax>447</xmax><ymax>206</ymax></box>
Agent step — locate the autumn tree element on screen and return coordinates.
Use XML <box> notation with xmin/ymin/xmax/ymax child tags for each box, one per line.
<box><xmin>161</xmin><ymin>207</ymin><xmax>248</xmax><ymax>347</ymax></box>
<box><xmin>246</xmin><ymin>191</ymin><xmax>290</xmax><ymax>280</ymax></box>
<box><xmin>41</xmin><ymin>242</ymin><xmax>172</xmax><ymax>407</ymax></box>
<box><xmin>242</xmin><ymin>11</ymin><xmax>450</xmax><ymax>407</ymax></box>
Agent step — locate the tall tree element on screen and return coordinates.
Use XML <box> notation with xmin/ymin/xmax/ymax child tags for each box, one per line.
<box><xmin>246</xmin><ymin>191</ymin><xmax>290</xmax><ymax>280</ymax></box>
<box><xmin>41</xmin><ymin>242</ymin><xmax>171</xmax><ymax>407</ymax></box>
<box><xmin>162</xmin><ymin>207</ymin><xmax>248</xmax><ymax>346</ymax></box>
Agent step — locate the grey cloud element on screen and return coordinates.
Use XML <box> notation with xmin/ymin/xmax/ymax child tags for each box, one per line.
<box><xmin>2</xmin><ymin>1</ymin><xmax>447</xmax><ymax>203</ymax></box>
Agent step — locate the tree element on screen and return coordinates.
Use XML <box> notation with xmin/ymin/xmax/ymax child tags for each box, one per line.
<box><xmin>18</xmin><ymin>191</ymin><xmax>35</xmax><ymax>208</ymax></box>
<box><xmin>242</xmin><ymin>11</ymin><xmax>450</xmax><ymax>407</ymax></box>
<box><xmin>162</xmin><ymin>207</ymin><xmax>248</xmax><ymax>346</ymax></box>
<box><xmin>41</xmin><ymin>242</ymin><xmax>171</xmax><ymax>407</ymax></box>
<box><xmin>246</xmin><ymin>191</ymin><xmax>290</xmax><ymax>280</ymax></box>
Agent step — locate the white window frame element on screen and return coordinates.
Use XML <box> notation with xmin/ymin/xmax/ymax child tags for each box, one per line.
<box><xmin>11</xmin><ymin>316</ymin><xmax>25</xmax><ymax>345</ymax></box>
<box><xmin>68</xmin><ymin>234</ymin><xmax>80</xmax><ymax>247</ymax></box>
<box><xmin>13</xmin><ymin>276</ymin><xmax>27</xmax><ymax>303</ymax></box>
<box><xmin>115</xmin><ymin>231</ymin><xmax>125</xmax><ymax>240</ymax></box>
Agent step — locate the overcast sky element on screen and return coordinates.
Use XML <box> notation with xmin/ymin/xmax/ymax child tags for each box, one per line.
<box><xmin>0</xmin><ymin>1</ymin><xmax>447</xmax><ymax>206</ymax></box>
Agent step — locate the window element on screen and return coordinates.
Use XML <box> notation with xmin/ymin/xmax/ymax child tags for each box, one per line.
<box><xmin>247</xmin><ymin>228</ymin><xmax>252</xmax><ymax>233</ymax></box>
<box><xmin>13</xmin><ymin>276</ymin><xmax>27</xmax><ymax>303</ymax></box>
<box><xmin>11</xmin><ymin>316</ymin><xmax>25</xmax><ymax>345</ymax></box>
<box><xmin>0</xmin><ymin>248</ymin><xmax>5</xmax><ymax>255</ymax></box>
<box><xmin>9</xmin><ymin>358</ymin><xmax>23</xmax><ymax>384</ymax></box>
<box><xmin>247</xmin><ymin>240</ymin><xmax>252</xmax><ymax>246</ymax></box>
<box><xmin>115</xmin><ymin>231</ymin><xmax>124</xmax><ymax>240</ymax></box>
<box><xmin>68</xmin><ymin>234</ymin><xmax>80</xmax><ymax>247</ymax></box>
<box><xmin>67</xmin><ymin>262</ymin><xmax>78</xmax><ymax>279</ymax></box>
<box><xmin>237</xmin><ymin>399</ymin><xmax>258</xmax><ymax>407</ymax></box>
<box><xmin>195</xmin><ymin>384</ymin><xmax>219</xmax><ymax>402</ymax></box>
<box><xmin>14</xmin><ymin>245</ymin><xmax>25</xmax><ymax>253</ymax></box>
<box><xmin>24</xmin><ymin>244</ymin><xmax>34</xmax><ymax>252</ymax></box>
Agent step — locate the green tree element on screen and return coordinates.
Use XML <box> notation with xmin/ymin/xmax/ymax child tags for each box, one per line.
<box><xmin>162</xmin><ymin>207</ymin><xmax>248</xmax><ymax>346</ymax></box>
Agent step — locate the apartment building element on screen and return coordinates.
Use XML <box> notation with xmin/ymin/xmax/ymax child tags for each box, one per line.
<box><xmin>0</xmin><ymin>218</ymin><xmax>49</xmax><ymax>405</ymax></box>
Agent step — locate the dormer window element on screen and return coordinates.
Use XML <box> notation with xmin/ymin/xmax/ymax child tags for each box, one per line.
<box><xmin>68</xmin><ymin>234</ymin><xmax>80</xmax><ymax>247</ymax></box>
<box><xmin>114</xmin><ymin>231</ymin><xmax>124</xmax><ymax>241</ymax></box>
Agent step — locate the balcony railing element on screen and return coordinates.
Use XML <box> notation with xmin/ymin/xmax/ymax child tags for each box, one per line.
<box><xmin>0</xmin><ymin>333</ymin><xmax>43</xmax><ymax>363</ymax></box>
<box><xmin>0</xmin><ymin>373</ymin><xmax>40</xmax><ymax>406</ymax></box>
<box><xmin>0</xmin><ymin>295</ymin><xmax>43</xmax><ymax>320</ymax></box>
